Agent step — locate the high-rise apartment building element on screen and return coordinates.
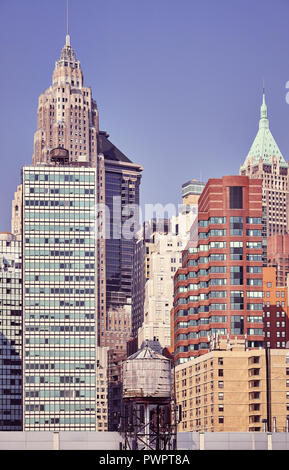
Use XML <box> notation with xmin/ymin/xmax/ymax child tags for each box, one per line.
<box><xmin>175</xmin><ymin>339</ymin><xmax>289</xmax><ymax>433</ymax></box>
<box><xmin>0</xmin><ymin>232</ymin><xmax>22</xmax><ymax>431</ymax></box>
<box><xmin>240</xmin><ymin>92</ymin><xmax>289</xmax><ymax>237</ymax></box>
<box><xmin>22</xmin><ymin>151</ymin><xmax>98</xmax><ymax>430</ymax></box>
<box><xmin>174</xmin><ymin>175</ymin><xmax>264</xmax><ymax>365</ymax></box>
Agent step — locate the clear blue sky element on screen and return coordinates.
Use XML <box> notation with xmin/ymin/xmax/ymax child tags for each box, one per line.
<box><xmin>0</xmin><ymin>0</ymin><xmax>289</xmax><ymax>231</ymax></box>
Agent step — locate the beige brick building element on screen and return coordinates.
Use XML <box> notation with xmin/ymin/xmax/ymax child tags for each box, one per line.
<box><xmin>175</xmin><ymin>338</ymin><xmax>289</xmax><ymax>432</ymax></box>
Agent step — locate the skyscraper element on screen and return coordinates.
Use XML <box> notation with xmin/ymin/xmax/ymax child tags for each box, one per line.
<box><xmin>32</xmin><ymin>34</ymin><xmax>98</xmax><ymax>165</ymax></box>
<box><xmin>98</xmin><ymin>133</ymin><xmax>142</xmax><ymax>352</ymax></box>
<box><xmin>0</xmin><ymin>232</ymin><xmax>22</xmax><ymax>430</ymax></box>
<box><xmin>22</xmin><ymin>150</ymin><xmax>98</xmax><ymax>430</ymax></box>
<box><xmin>240</xmin><ymin>92</ymin><xmax>289</xmax><ymax>237</ymax></box>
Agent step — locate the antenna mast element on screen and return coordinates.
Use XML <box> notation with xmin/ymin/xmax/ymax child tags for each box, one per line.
<box><xmin>66</xmin><ymin>0</ymin><xmax>70</xmax><ymax>46</ymax></box>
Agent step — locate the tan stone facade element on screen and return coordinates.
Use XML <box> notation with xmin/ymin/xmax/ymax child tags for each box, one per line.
<box><xmin>11</xmin><ymin>184</ymin><xmax>22</xmax><ymax>239</ymax></box>
<box><xmin>175</xmin><ymin>340</ymin><xmax>289</xmax><ymax>432</ymax></box>
<box><xmin>32</xmin><ymin>35</ymin><xmax>99</xmax><ymax>165</ymax></box>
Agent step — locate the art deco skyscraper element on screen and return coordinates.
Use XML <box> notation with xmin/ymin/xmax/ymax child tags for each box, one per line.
<box><xmin>240</xmin><ymin>92</ymin><xmax>289</xmax><ymax>237</ymax></box>
<box><xmin>11</xmin><ymin>32</ymin><xmax>142</xmax><ymax>352</ymax></box>
<box><xmin>11</xmin><ymin>33</ymin><xmax>101</xmax><ymax>239</ymax></box>
<box><xmin>32</xmin><ymin>34</ymin><xmax>98</xmax><ymax>165</ymax></box>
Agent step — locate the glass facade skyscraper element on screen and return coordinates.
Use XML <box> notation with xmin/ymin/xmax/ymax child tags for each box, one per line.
<box><xmin>0</xmin><ymin>232</ymin><xmax>22</xmax><ymax>430</ymax></box>
<box><xmin>97</xmin><ymin>132</ymin><xmax>142</xmax><ymax>352</ymax></box>
<box><xmin>22</xmin><ymin>155</ymin><xmax>98</xmax><ymax>430</ymax></box>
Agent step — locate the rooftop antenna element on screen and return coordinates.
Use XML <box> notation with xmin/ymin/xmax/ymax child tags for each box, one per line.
<box><xmin>66</xmin><ymin>0</ymin><xmax>70</xmax><ymax>46</ymax></box>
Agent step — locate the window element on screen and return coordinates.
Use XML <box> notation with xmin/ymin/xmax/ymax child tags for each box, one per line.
<box><xmin>246</xmin><ymin>229</ymin><xmax>262</xmax><ymax>237</ymax></box>
<box><xmin>247</xmin><ymin>266</ymin><xmax>262</xmax><ymax>274</ymax></box>
<box><xmin>230</xmin><ymin>217</ymin><xmax>243</xmax><ymax>236</ymax></box>
<box><xmin>209</xmin><ymin>217</ymin><xmax>226</xmax><ymax>224</ymax></box>
<box><xmin>247</xmin><ymin>278</ymin><xmax>262</xmax><ymax>286</ymax></box>
<box><xmin>247</xmin><ymin>291</ymin><xmax>263</xmax><ymax>299</ymax></box>
<box><xmin>229</xmin><ymin>186</ymin><xmax>243</xmax><ymax>209</ymax></box>
<box><xmin>199</xmin><ymin>220</ymin><xmax>208</xmax><ymax>227</ymax></box>
<box><xmin>247</xmin><ymin>303</ymin><xmax>263</xmax><ymax>311</ymax></box>
<box><xmin>230</xmin><ymin>291</ymin><xmax>244</xmax><ymax>310</ymax></box>
<box><xmin>230</xmin><ymin>241</ymin><xmax>243</xmax><ymax>260</ymax></box>
<box><xmin>231</xmin><ymin>315</ymin><xmax>244</xmax><ymax>334</ymax></box>
<box><xmin>249</xmin><ymin>380</ymin><xmax>260</xmax><ymax>388</ymax></box>
<box><xmin>247</xmin><ymin>241</ymin><xmax>262</xmax><ymax>249</ymax></box>
<box><xmin>246</xmin><ymin>217</ymin><xmax>262</xmax><ymax>224</ymax></box>
<box><xmin>249</xmin><ymin>368</ymin><xmax>260</xmax><ymax>376</ymax></box>
<box><xmin>209</xmin><ymin>253</ymin><xmax>226</xmax><ymax>261</ymax></box>
<box><xmin>246</xmin><ymin>254</ymin><xmax>262</xmax><ymax>261</ymax></box>
<box><xmin>209</xmin><ymin>290</ymin><xmax>227</xmax><ymax>299</ymax></box>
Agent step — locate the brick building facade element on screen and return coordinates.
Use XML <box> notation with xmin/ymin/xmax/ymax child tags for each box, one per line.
<box><xmin>174</xmin><ymin>175</ymin><xmax>264</xmax><ymax>365</ymax></box>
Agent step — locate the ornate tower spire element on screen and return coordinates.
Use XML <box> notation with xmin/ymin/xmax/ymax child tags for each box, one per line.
<box><xmin>259</xmin><ymin>88</ymin><xmax>269</xmax><ymax>129</ymax></box>
<box><xmin>240</xmin><ymin>89</ymin><xmax>286</xmax><ymax>170</ymax></box>
<box><xmin>52</xmin><ymin>33</ymin><xmax>83</xmax><ymax>89</ymax></box>
<box><xmin>32</xmin><ymin>24</ymin><xmax>99</xmax><ymax>165</ymax></box>
<box><xmin>240</xmin><ymin>88</ymin><xmax>289</xmax><ymax>237</ymax></box>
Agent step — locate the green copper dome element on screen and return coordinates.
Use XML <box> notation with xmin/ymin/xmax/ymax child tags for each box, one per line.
<box><xmin>241</xmin><ymin>91</ymin><xmax>287</xmax><ymax>169</ymax></box>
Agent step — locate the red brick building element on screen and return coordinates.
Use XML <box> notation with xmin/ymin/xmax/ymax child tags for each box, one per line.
<box><xmin>267</xmin><ymin>234</ymin><xmax>289</xmax><ymax>287</ymax></box>
<box><xmin>263</xmin><ymin>267</ymin><xmax>289</xmax><ymax>349</ymax></box>
<box><xmin>174</xmin><ymin>175</ymin><xmax>264</xmax><ymax>365</ymax></box>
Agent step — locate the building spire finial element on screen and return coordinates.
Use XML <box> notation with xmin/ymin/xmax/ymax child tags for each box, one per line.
<box><xmin>262</xmin><ymin>79</ymin><xmax>266</xmax><ymax>107</ymax></box>
<box><xmin>260</xmin><ymin>83</ymin><xmax>268</xmax><ymax>128</ymax></box>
